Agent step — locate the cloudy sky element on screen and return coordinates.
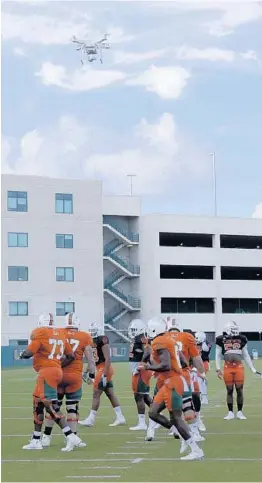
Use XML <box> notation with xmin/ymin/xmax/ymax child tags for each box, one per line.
<box><xmin>2</xmin><ymin>0</ymin><xmax>262</xmax><ymax>218</ymax></box>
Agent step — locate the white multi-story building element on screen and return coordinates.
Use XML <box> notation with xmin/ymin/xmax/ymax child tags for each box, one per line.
<box><xmin>2</xmin><ymin>174</ymin><xmax>262</xmax><ymax>345</ymax></box>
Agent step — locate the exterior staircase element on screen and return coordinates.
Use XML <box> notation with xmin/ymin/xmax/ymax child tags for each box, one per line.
<box><xmin>103</xmin><ymin>216</ymin><xmax>141</xmax><ymax>331</ymax></box>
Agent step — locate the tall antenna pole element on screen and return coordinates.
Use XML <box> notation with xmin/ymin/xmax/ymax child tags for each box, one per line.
<box><xmin>209</xmin><ymin>152</ymin><xmax>217</xmax><ymax>217</ymax></box>
<box><xmin>127</xmin><ymin>174</ymin><xmax>136</xmax><ymax>196</ymax></box>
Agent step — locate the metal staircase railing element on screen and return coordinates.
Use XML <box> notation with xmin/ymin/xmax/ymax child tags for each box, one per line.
<box><xmin>103</xmin><ymin>216</ymin><xmax>139</xmax><ymax>243</ymax></box>
<box><xmin>106</xmin><ymin>285</ymin><xmax>141</xmax><ymax>309</ymax></box>
<box><xmin>104</xmin><ymin>304</ymin><xmax>127</xmax><ymax>324</ymax></box>
<box><xmin>106</xmin><ymin>252</ymin><xmax>140</xmax><ymax>275</ymax></box>
<box><xmin>103</xmin><ymin>239</ymin><xmax>123</xmax><ymax>256</ymax></box>
<box><xmin>104</xmin><ymin>269</ymin><xmax>124</xmax><ymax>287</ymax></box>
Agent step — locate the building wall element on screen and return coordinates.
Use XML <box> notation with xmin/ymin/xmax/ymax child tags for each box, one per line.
<box><xmin>1</xmin><ymin>175</ymin><xmax>104</xmax><ymax>344</ymax></box>
<box><xmin>139</xmin><ymin>214</ymin><xmax>262</xmax><ymax>333</ymax></box>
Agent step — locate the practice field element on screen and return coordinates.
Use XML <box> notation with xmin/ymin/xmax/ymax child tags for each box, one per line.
<box><xmin>2</xmin><ymin>362</ymin><xmax>262</xmax><ymax>482</ymax></box>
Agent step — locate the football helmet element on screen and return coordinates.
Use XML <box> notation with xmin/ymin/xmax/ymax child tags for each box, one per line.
<box><xmin>128</xmin><ymin>319</ymin><xmax>146</xmax><ymax>339</ymax></box>
<box><xmin>147</xmin><ymin>317</ymin><xmax>167</xmax><ymax>339</ymax></box>
<box><xmin>64</xmin><ymin>312</ymin><xmax>80</xmax><ymax>329</ymax></box>
<box><xmin>38</xmin><ymin>313</ymin><xmax>54</xmax><ymax>328</ymax></box>
<box><xmin>224</xmin><ymin>321</ymin><xmax>239</xmax><ymax>336</ymax></box>
<box><xmin>89</xmin><ymin>321</ymin><xmax>104</xmax><ymax>338</ymax></box>
<box><xmin>195</xmin><ymin>331</ymin><xmax>206</xmax><ymax>344</ymax></box>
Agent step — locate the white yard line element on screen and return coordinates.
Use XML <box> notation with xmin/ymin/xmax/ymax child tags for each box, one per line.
<box><xmin>2</xmin><ymin>459</ymin><xmax>133</xmax><ymax>463</ymax></box>
<box><xmin>106</xmin><ymin>453</ymin><xmax>149</xmax><ymax>456</ymax></box>
<box><xmin>66</xmin><ymin>476</ymin><xmax>121</xmax><ymax>479</ymax></box>
<box><xmin>3</xmin><ymin>430</ymin><xmax>262</xmax><ymax>437</ymax></box>
<box><xmin>3</xmin><ymin>457</ymin><xmax>262</xmax><ymax>463</ymax></box>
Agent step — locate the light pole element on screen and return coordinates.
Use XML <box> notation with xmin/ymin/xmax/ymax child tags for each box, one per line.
<box><xmin>127</xmin><ymin>174</ymin><xmax>136</xmax><ymax>196</ymax></box>
<box><xmin>209</xmin><ymin>152</ymin><xmax>217</xmax><ymax>217</ymax></box>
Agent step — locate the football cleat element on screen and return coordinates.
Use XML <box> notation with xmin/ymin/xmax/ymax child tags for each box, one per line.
<box><xmin>41</xmin><ymin>434</ymin><xmax>51</xmax><ymax>448</ymax></box>
<box><xmin>78</xmin><ymin>417</ymin><xmax>95</xmax><ymax>427</ymax></box>
<box><xmin>145</xmin><ymin>428</ymin><xmax>155</xmax><ymax>441</ymax></box>
<box><xmin>224</xmin><ymin>411</ymin><xmax>235</xmax><ymax>420</ymax></box>
<box><xmin>61</xmin><ymin>434</ymin><xmax>82</xmax><ymax>452</ymax></box>
<box><xmin>109</xmin><ymin>417</ymin><xmax>126</xmax><ymax>427</ymax></box>
<box><xmin>236</xmin><ymin>411</ymin><xmax>247</xmax><ymax>420</ymax></box>
<box><xmin>198</xmin><ymin>418</ymin><xmax>206</xmax><ymax>432</ymax></box>
<box><xmin>181</xmin><ymin>449</ymin><xmax>204</xmax><ymax>461</ymax></box>
<box><xmin>23</xmin><ymin>439</ymin><xmax>43</xmax><ymax>450</ymax></box>
<box><xmin>129</xmin><ymin>423</ymin><xmax>147</xmax><ymax>431</ymax></box>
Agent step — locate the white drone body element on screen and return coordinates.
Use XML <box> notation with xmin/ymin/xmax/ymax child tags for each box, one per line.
<box><xmin>71</xmin><ymin>34</ymin><xmax>110</xmax><ymax>65</ymax></box>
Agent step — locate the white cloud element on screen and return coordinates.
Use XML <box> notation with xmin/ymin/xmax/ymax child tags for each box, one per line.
<box><xmin>13</xmin><ymin>46</ymin><xmax>27</xmax><ymax>57</ymax></box>
<box><xmin>136</xmin><ymin>113</ymin><xmax>179</xmax><ymax>157</ymax></box>
<box><xmin>2</xmin><ymin>113</ymin><xmax>205</xmax><ymax>195</ymax></box>
<box><xmin>252</xmin><ymin>203</ymin><xmax>262</xmax><ymax>218</ymax></box>
<box><xmin>206</xmin><ymin>3</ymin><xmax>262</xmax><ymax>37</ymax></box>
<box><xmin>127</xmin><ymin>65</ymin><xmax>190</xmax><ymax>99</ymax></box>
<box><xmin>114</xmin><ymin>49</ymin><xmax>166</xmax><ymax>65</ymax></box>
<box><xmin>2</xmin><ymin>12</ymin><xmax>91</xmax><ymax>45</ymax></box>
<box><xmin>241</xmin><ymin>50</ymin><xmax>258</xmax><ymax>61</ymax></box>
<box><xmin>36</xmin><ymin>62</ymin><xmax>126</xmax><ymax>91</ymax></box>
<box><xmin>175</xmin><ymin>45</ymin><xmax>235</xmax><ymax>62</ymax></box>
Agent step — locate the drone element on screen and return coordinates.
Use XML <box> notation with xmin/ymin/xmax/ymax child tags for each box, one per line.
<box><xmin>71</xmin><ymin>34</ymin><xmax>110</xmax><ymax>65</ymax></box>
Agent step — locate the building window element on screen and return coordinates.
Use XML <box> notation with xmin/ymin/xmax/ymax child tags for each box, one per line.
<box><xmin>160</xmin><ymin>265</ymin><xmax>214</xmax><ymax>280</ymax></box>
<box><xmin>161</xmin><ymin>298</ymin><xmax>215</xmax><ymax>314</ymax></box>
<box><xmin>8</xmin><ymin>266</ymin><xmax>28</xmax><ymax>281</ymax></box>
<box><xmin>8</xmin><ymin>232</ymin><xmax>28</xmax><ymax>247</ymax></box>
<box><xmin>56</xmin><ymin>302</ymin><xmax>75</xmax><ymax>316</ymax></box>
<box><xmin>56</xmin><ymin>234</ymin><xmax>73</xmax><ymax>248</ymax></box>
<box><xmin>55</xmin><ymin>193</ymin><xmax>73</xmax><ymax>214</ymax></box>
<box><xmin>220</xmin><ymin>234</ymin><xmax>262</xmax><ymax>250</ymax></box>
<box><xmin>222</xmin><ymin>298</ymin><xmax>262</xmax><ymax>314</ymax></box>
<box><xmin>9</xmin><ymin>301</ymin><xmax>28</xmax><ymax>316</ymax></box>
<box><xmin>56</xmin><ymin>267</ymin><xmax>74</xmax><ymax>282</ymax></box>
<box><xmin>159</xmin><ymin>232</ymin><xmax>213</xmax><ymax>248</ymax></box>
<box><xmin>7</xmin><ymin>191</ymin><xmax>27</xmax><ymax>212</ymax></box>
<box><xmin>221</xmin><ymin>266</ymin><xmax>262</xmax><ymax>280</ymax></box>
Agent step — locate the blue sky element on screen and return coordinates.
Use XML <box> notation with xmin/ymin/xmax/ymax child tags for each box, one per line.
<box><xmin>2</xmin><ymin>0</ymin><xmax>262</xmax><ymax>218</ymax></box>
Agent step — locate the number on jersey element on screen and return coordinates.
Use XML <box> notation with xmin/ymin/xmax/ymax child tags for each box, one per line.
<box><xmin>48</xmin><ymin>339</ymin><xmax>64</xmax><ymax>360</ymax></box>
<box><xmin>69</xmin><ymin>338</ymin><xmax>80</xmax><ymax>353</ymax></box>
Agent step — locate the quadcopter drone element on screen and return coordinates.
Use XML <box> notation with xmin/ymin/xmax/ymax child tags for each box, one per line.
<box><xmin>71</xmin><ymin>34</ymin><xmax>110</xmax><ymax>65</ymax></box>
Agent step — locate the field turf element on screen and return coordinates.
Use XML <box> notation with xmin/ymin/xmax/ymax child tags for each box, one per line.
<box><xmin>2</xmin><ymin>361</ymin><xmax>262</xmax><ymax>482</ymax></box>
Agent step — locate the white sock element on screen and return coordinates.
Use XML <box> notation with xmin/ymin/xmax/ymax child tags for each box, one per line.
<box><xmin>148</xmin><ymin>418</ymin><xmax>156</xmax><ymax>430</ymax></box>
<box><xmin>138</xmin><ymin>414</ymin><xmax>146</xmax><ymax>424</ymax></box>
<box><xmin>114</xmin><ymin>406</ymin><xmax>123</xmax><ymax>418</ymax></box>
<box><xmin>89</xmin><ymin>409</ymin><xmax>97</xmax><ymax>419</ymax></box>
<box><xmin>201</xmin><ymin>380</ymin><xmax>207</xmax><ymax>396</ymax></box>
<box><xmin>63</xmin><ymin>426</ymin><xmax>71</xmax><ymax>434</ymax></box>
<box><xmin>186</xmin><ymin>437</ymin><xmax>201</xmax><ymax>452</ymax></box>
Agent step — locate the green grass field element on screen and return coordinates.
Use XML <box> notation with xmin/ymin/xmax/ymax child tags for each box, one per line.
<box><xmin>2</xmin><ymin>362</ymin><xmax>262</xmax><ymax>482</ymax></box>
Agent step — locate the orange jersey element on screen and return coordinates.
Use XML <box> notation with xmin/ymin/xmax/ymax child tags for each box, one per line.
<box><xmin>63</xmin><ymin>328</ymin><xmax>93</xmax><ymax>373</ymax></box>
<box><xmin>151</xmin><ymin>333</ymin><xmax>182</xmax><ymax>379</ymax></box>
<box><xmin>28</xmin><ymin>327</ymin><xmax>72</xmax><ymax>372</ymax></box>
<box><xmin>168</xmin><ymin>331</ymin><xmax>199</xmax><ymax>364</ymax></box>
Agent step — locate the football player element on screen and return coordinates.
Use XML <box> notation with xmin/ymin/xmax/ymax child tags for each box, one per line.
<box><xmin>42</xmin><ymin>313</ymin><xmax>95</xmax><ymax>450</ymax></box>
<box><xmin>138</xmin><ymin>317</ymin><xmax>204</xmax><ymax>460</ymax></box>
<box><xmin>167</xmin><ymin>318</ymin><xmax>206</xmax><ymax>433</ymax></box>
<box><xmin>195</xmin><ymin>331</ymin><xmax>211</xmax><ymax>405</ymax></box>
<box><xmin>79</xmin><ymin>322</ymin><xmax>126</xmax><ymax>427</ymax></box>
<box><xmin>128</xmin><ymin>319</ymin><xmax>153</xmax><ymax>431</ymax></box>
<box><xmin>216</xmin><ymin>321</ymin><xmax>261</xmax><ymax>420</ymax></box>
<box><xmin>20</xmin><ymin>313</ymin><xmax>82</xmax><ymax>451</ymax></box>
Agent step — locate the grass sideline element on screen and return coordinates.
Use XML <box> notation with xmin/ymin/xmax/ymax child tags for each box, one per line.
<box><xmin>2</xmin><ymin>361</ymin><xmax>262</xmax><ymax>482</ymax></box>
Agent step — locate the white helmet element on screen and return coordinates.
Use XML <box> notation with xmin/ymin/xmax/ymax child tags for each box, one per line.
<box><xmin>89</xmin><ymin>322</ymin><xmax>104</xmax><ymax>338</ymax></box>
<box><xmin>225</xmin><ymin>321</ymin><xmax>239</xmax><ymax>336</ymax></box>
<box><xmin>38</xmin><ymin>313</ymin><xmax>54</xmax><ymax>328</ymax></box>
<box><xmin>165</xmin><ymin>316</ymin><xmax>181</xmax><ymax>332</ymax></box>
<box><xmin>128</xmin><ymin>319</ymin><xmax>146</xmax><ymax>340</ymax></box>
<box><xmin>147</xmin><ymin>317</ymin><xmax>167</xmax><ymax>340</ymax></box>
<box><xmin>195</xmin><ymin>331</ymin><xmax>206</xmax><ymax>344</ymax></box>
<box><xmin>64</xmin><ymin>312</ymin><xmax>80</xmax><ymax>329</ymax></box>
